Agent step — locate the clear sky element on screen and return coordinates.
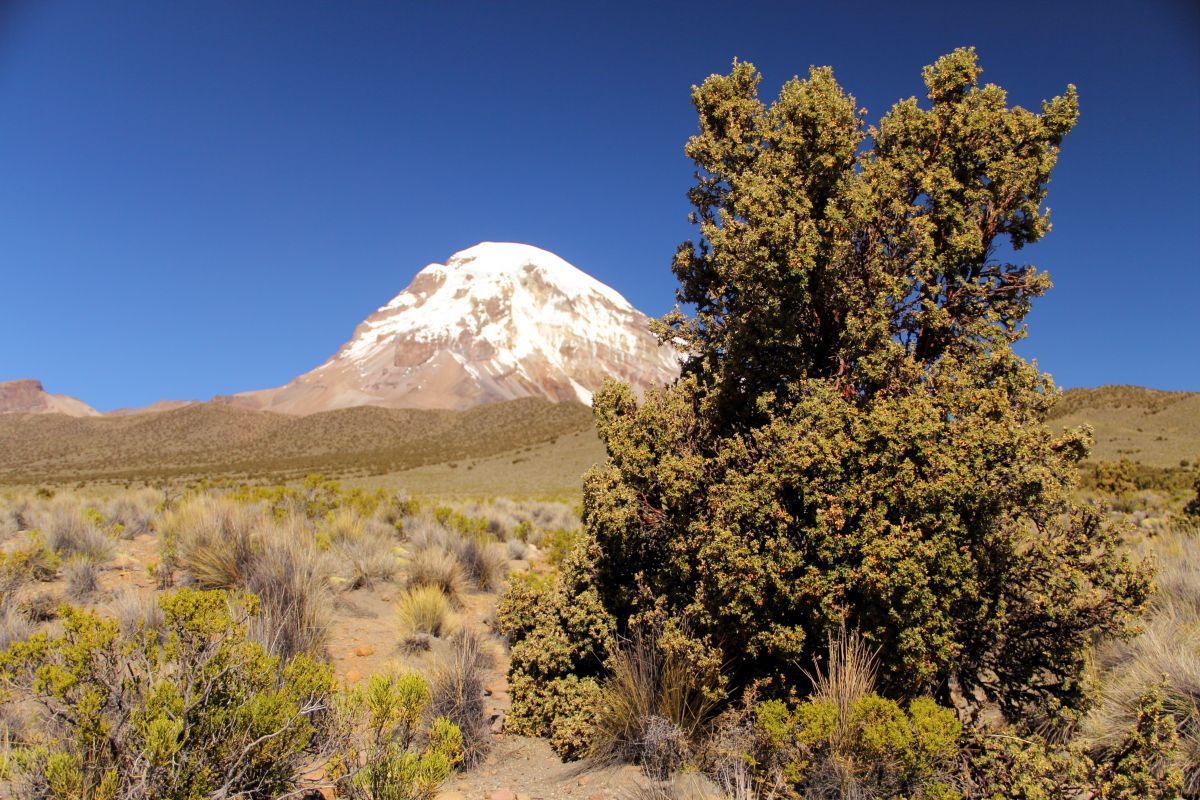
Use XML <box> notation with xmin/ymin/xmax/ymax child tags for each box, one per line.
<box><xmin>1</xmin><ymin>0</ymin><xmax>1197</xmax><ymax>411</ymax></box>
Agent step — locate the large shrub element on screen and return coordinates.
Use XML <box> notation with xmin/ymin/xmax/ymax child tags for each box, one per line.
<box><xmin>578</xmin><ymin>49</ymin><xmax>1150</xmax><ymax>732</ymax></box>
<box><xmin>0</xmin><ymin>589</ymin><xmax>334</xmax><ymax>800</ymax></box>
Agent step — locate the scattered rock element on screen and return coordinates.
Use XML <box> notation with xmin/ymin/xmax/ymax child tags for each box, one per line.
<box><xmin>486</xmin><ymin>790</ymin><xmax>516</xmax><ymax>800</ymax></box>
<box><xmin>578</xmin><ymin>774</ymin><xmax>593</xmax><ymax>786</ymax></box>
<box><xmin>354</xmin><ymin>644</ymin><xmax>376</xmax><ymax>657</ymax></box>
<box><xmin>344</xmin><ymin>670</ymin><xmax>363</xmax><ymax>683</ymax></box>
<box><xmin>489</xmin><ymin>712</ymin><xmax>505</xmax><ymax>734</ymax></box>
<box><xmin>301</xmin><ymin>767</ymin><xmax>325</xmax><ymax>781</ymax></box>
<box><xmin>434</xmin><ymin>792</ymin><xmax>466</xmax><ymax>800</ymax></box>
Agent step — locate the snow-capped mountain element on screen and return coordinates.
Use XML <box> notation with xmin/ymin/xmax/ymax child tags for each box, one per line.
<box><xmin>221</xmin><ymin>243</ymin><xmax>680</xmax><ymax>414</ymax></box>
<box><xmin>0</xmin><ymin>379</ymin><xmax>99</xmax><ymax>417</ymax></box>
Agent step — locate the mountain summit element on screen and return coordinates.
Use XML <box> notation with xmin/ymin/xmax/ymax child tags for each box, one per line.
<box><xmin>224</xmin><ymin>243</ymin><xmax>680</xmax><ymax>413</ymax></box>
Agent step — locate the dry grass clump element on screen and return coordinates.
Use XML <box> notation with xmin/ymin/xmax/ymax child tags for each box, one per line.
<box><xmin>102</xmin><ymin>489</ymin><xmax>159</xmax><ymax>538</ymax></box>
<box><xmin>590</xmin><ymin>623</ymin><xmax>719</xmax><ymax>779</ymax></box>
<box><xmin>506</xmin><ymin>538</ymin><xmax>530</xmax><ymax>560</ymax></box>
<box><xmin>0</xmin><ymin>496</ymin><xmax>32</xmax><ymax>541</ymax></box>
<box><xmin>406</xmin><ymin>547</ymin><xmax>468</xmax><ymax>604</ymax></box>
<box><xmin>160</xmin><ymin>497</ymin><xmax>329</xmax><ymax>660</ymax></box>
<box><xmin>161</xmin><ymin>495</ymin><xmax>261</xmax><ymax>588</ymax></box>
<box><xmin>111</xmin><ymin>587</ymin><xmax>165</xmax><ymax>637</ymax></box>
<box><xmin>429</xmin><ymin>629</ymin><xmax>493</xmax><ymax>767</ymax></box>
<box><xmin>63</xmin><ymin>557</ymin><xmax>100</xmax><ymax>601</ymax></box>
<box><xmin>0</xmin><ymin>605</ymin><xmax>35</xmax><ymax>650</ymax></box>
<box><xmin>451</xmin><ymin>536</ymin><xmax>508</xmax><ymax>593</ymax></box>
<box><xmin>245</xmin><ymin>522</ymin><xmax>329</xmax><ymax>661</ymax></box>
<box><xmin>396</xmin><ymin>585</ymin><xmax>455</xmax><ymax>638</ymax></box>
<box><xmin>1083</xmin><ymin>526</ymin><xmax>1200</xmax><ymax>793</ymax></box>
<box><xmin>40</xmin><ymin>501</ymin><xmax>113</xmax><ymax>562</ymax></box>
<box><xmin>319</xmin><ymin>508</ymin><xmax>398</xmax><ymax>589</ymax></box>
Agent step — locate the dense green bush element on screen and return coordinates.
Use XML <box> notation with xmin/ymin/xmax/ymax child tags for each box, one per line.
<box><xmin>0</xmin><ymin>588</ymin><xmax>334</xmax><ymax>799</ymax></box>
<box><xmin>577</xmin><ymin>48</ymin><xmax>1150</xmax><ymax>729</ymax></box>
<box><xmin>746</xmin><ymin>695</ymin><xmax>962</xmax><ymax>800</ymax></box>
<box><xmin>496</xmin><ymin>537</ymin><xmax>614</xmax><ymax>758</ymax></box>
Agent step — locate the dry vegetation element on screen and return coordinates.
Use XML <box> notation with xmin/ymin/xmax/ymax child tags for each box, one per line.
<box><xmin>0</xmin><ymin>397</ymin><xmax>595</xmax><ymax>485</ymax></box>
<box><xmin>0</xmin><ymin>478</ymin><xmax>586</xmax><ymax>798</ymax></box>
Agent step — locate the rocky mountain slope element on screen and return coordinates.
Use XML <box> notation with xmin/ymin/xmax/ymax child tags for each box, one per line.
<box><xmin>220</xmin><ymin>242</ymin><xmax>680</xmax><ymax>414</ymax></box>
<box><xmin>0</xmin><ymin>379</ymin><xmax>99</xmax><ymax>417</ymax></box>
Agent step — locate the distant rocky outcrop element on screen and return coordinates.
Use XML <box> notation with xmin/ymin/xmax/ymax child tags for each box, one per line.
<box><xmin>0</xmin><ymin>379</ymin><xmax>100</xmax><ymax>417</ymax></box>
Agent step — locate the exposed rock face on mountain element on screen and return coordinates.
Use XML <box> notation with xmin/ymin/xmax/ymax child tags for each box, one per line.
<box><xmin>222</xmin><ymin>242</ymin><xmax>681</xmax><ymax>414</ymax></box>
<box><xmin>0</xmin><ymin>379</ymin><xmax>100</xmax><ymax>417</ymax></box>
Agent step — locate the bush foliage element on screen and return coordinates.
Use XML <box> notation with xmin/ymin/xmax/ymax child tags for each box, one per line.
<box><xmin>579</xmin><ymin>48</ymin><xmax>1150</xmax><ymax>726</ymax></box>
<box><xmin>0</xmin><ymin>589</ymin><xmax>334</xmax><ymax>799</ymax></box>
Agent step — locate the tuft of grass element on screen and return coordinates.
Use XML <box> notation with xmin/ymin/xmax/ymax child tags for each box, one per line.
<box><xmin>396</xmin><ymin>585</ymin><xmax>455</xmax><ymax>638</ymax></box>
<box><xmin>451</xmin><ymin>536</ymin><xmax>509</xmax><ymax>593</ymax></box>
<box><xmin>41</xmin><ymin>502</ymin><xmax>114</xmax><ymax>561</ymax></box>
<box><xmin>63</xmin><ymin>556</ymin><xmax>100</xmax><ymax>601</ymax></box>
<box><xmin>429</xmin><ymin>630</ymin><xmax>493</xmax><ymax>767</ymax></box>
<box><xmin>0</xmin><ymin>606</ymin><xmax>35</xmax><ymax>650</ymax></box>
<box><xmin>807</xmin><ymin>625</ymin><xmax>880</xmax><ymax>726</ymax></box>
<box><xmin>1083</xmin><ymin>527</ymin><xmax>1200</xmax><ymax>794</ymax></box>
<box><xmin>162</xmin><ymin>495</ymin><xmax>261</xmax><ymax>588</ymax></box>
<box><xmin>111</xmin><ymin>588</ymin><xmax>165</xmax><ymax>637</ymax></box>
<box><xmin>246</xmin><ymin>523</ymin><xmax>329</xmax><ymax>661</ymax></box>
<box><xmin>406</xmin><ymin>546</ymin><xmax>467</xmax><ymax>605</ymax></box>
<box><xmin>320</xmin><ymin>508</ymin><xmax>398</xmax><ymax>589</ymax></box>
<box><xmin>590</xmin><ymin>623</ymin><xmax>719</xmax><ymax>779</ymax></box>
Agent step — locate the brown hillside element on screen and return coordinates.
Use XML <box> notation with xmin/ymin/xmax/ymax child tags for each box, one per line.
<box><xmin>1048</xmin><ymin>385</ymin><xmax>1200</xmax><ymax>467</ymax></box>
<box><xmin>0</xmin><ymin>398</ymin><xmax>594</xmax><ymax>484</ymax></box>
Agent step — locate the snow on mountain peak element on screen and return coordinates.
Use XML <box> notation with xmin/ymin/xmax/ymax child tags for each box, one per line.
<box><xmin>225</xmin><ymin>243</ymin><xmax>680</xmax><ymax>414</ymax></box>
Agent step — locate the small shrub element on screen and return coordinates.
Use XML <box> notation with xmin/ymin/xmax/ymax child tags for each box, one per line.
<box><xmin>498</xmin><ymin>535</ymin><xmax>615</xmax><ymax>759</ymax></box>
<box><xmin>0</xmin><ymin>533</ymin><xmax>59</xmax><ymax>605</ymax></box>
<box><xmin>329</xmin><ymin>672</ymin><xmax>463</xmax><ymax>800</ymax></box>
<box><xmin>544</xmin><ymin>528</ymin><xmax>579</xmax><ymax>566</ymax></box>
<box><xmin>0</xmin><ymin>589</ymin><xmax>336</xmax><ymax>799</ymax></box>
<box><xmin>429</xmin><ymin>630</ymin><xmax>492</xmax><ymax>767</ymax></box>
<box><xmin>396</xmin><ymin>585</ymin><xmax>455</xmax><ymax>638</ymax></box>
<box><xmin>62</xmin><ymin>557</ymin><xmax>99</xmax><ymax>601</ymax></box>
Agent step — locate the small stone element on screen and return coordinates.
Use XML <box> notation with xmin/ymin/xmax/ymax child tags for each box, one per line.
<box><xmin>318</xmin><ymin>788</ymin><xmax>335</xmax><ymax>800</ymax></box>
<box><xmin>434</xmin><ymin>792</ymin><xmax>466</xmax><ymax>800</ymax></box>
<box><xmin>577</xmin><ymin>774</ymin><xmax>593</xmax><ymax>786</ymax></box>
<box><xmin>487</xmin><ymin>791</ymin><xmax>516</xmax><ymax>800</ymax></box>
<box><xmin>489</xmin><ymin>712</ymin><xmax>505</xmax><ymax>734</ymax></box>
<box><xmin>301</xmin><ymin>767</ymin><xmax>325</xmax><ymax>781</ymax></box>
<box><xmin>344</xmin><ymin>670</ymin><xmax>363</xmax><ymax>683</ymax></box>
<box><xmin>354</xmin><ymin>644</ymin><xmax>376</xmax><ymax>657</ymax></box>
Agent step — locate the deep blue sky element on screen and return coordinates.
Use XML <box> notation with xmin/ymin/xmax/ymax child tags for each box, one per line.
<box><xmin>1</xmin><ymin>0</ymin><xmax>1197</xmax><ymax>410</ymax></box>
